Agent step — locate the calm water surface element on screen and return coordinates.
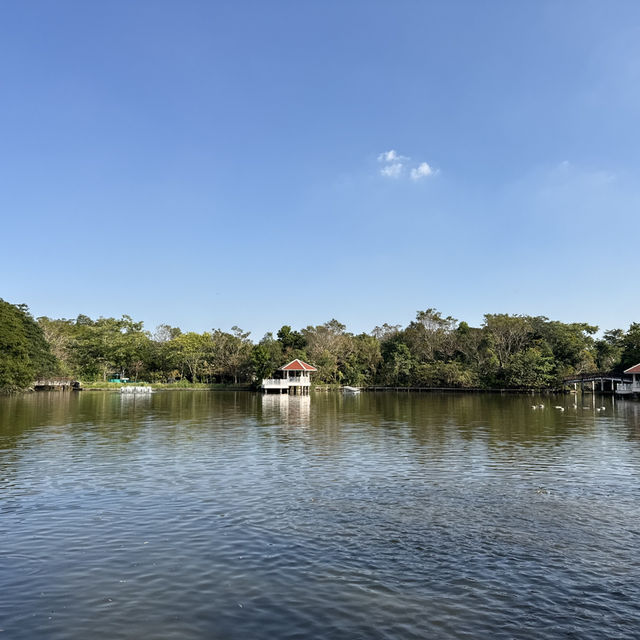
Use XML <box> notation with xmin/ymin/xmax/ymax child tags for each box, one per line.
<box><xmin>1</xmin><ymin>391</ymin><xmax>639</xmax><ymax>639</ymax></box>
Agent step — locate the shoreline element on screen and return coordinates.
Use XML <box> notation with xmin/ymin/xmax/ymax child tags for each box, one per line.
<box><xmin>4</xmin><ymin>381</ymin><xmax>620</xmax><ymax>396</ymax></box>
<box><xmin>21</xmin><ymin>384</ymin><xmax>578</xmax><ymax>396</ymax></box>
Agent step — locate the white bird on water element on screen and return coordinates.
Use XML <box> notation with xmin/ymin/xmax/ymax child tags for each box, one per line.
<box><xmin>554</xmin><ymin>406</ymin><xmax>565</xmax><ymax>411</ymax></box>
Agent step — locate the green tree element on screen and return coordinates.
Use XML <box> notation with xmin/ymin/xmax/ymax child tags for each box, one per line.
<box><xmin>251</xmin><ymin>333</ymin><xmax>283</xmax><ymax>382</ymax></box>
<box><xmin>0</xmin><ymin>300</ymin><xmax>57</xmax><ymax>390</ymax></box>
<box><xmin>404</xmin><ymin>308</ymin><xmax>458</xmax><ymax>363</ymax></box>
<box><xmin>276</xmin><ymin>325</ymin><xmax>306</xmax><ymax>352</ymax></box>
<box><xmin>210</xmin><ymin>327</ymin><xmax>253</xmax><ymax>384</ymax></box>
<box><xmin>503</xmin><ymin>347</ymin><xmax>555</xmax><ymax>388</ymax></box>
<box><xmin>148</xmin><ymin>324</ymin><xmax>183</xmax><ymax>381</ymax></box>
<box><xmin>302</xmin><ymin>319</ymin><xmax>352</xmax><ymax>384</ymax></box>
<box><xmin>454</xmin><ymin>321</ymin><xmax>493</xmax><ymax>380</ymax></box>
<box><xmin>530</xmin><ymin>317</ymin><xmax>597</xmax><ymax>377</ymax></box>
<box><xmin>380</xmin><ymin>340</ymin><xmax>413</xmax><ymax>385</ymax></box>
<box><xmin>173</xmin><ymin>332</ymin><xmax>211</xmax><ymax>382</ymax></box>
<box><xmin>619</xmin><ymin>323</ymin><xmax>640</xmax><ymax>371</ymax></box>
<box><xmin>65</xmin><ymin>315</ymin><xmax>151</xmax><ymax>382</ymax></box>
<box><xmin>483</xmin><ymin>314</ymin><xmax>533</xmax><ymax>369</ymax></box>
<box><xmin>342</xmin><ymin>333</ymin><xmax>382</xmax><ymax>386</ymax></box>
<box><xmin>371</xmin><ymin>323</ymin><xmax>401</xmax><ymax>342</ymax></box>
<box><xmin>594</xmin><ymin>329</ymin><xmax>624</xmax><ymax>371</ymax></box>
<box><xmin>413</xmin><ymin>361</ymin><xmax>477</xmax><ymax>387</ymax></box>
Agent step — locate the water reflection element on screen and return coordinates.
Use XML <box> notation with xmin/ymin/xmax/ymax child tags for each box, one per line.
<box><xmin>259</xmin><ymin>394</ymin><xmax>311</xmax><ymax>427</ymax></box>
<box><xmin>1</xmin><ymin>391</ymin><xmax>640</xmax><ymax>639</ymax></box>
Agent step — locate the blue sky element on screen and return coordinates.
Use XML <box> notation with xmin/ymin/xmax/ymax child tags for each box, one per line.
<box><xmin>2</xmin><ymin>1</ymin><xmax>640</xmax><ymax>339</ymax></box>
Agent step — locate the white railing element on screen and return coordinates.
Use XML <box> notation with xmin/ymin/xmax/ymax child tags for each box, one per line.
<box><xmin>616</xmin><ymin>383</ymin><xmax>640</xmax><ymax>394</ymax></box>
<box><xmin>287</xmin><ymin>378</ymin><xmax>311</xmax><ymax>386</ymax></box>
<box><xmin>261</xmin><ymin>378</ymin><xmax>311</xmax><ymax>388</ymax></box>
<box><xmin>262</xmin><ymin>379</ymin><xmax>290</xmax><ymax>388</ymax></box>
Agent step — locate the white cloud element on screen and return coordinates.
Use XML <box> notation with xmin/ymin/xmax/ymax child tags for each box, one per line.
<box><xmin>378</xmin><ymin>150</ymin><xmax>400</xmax><ymax>163</ymax></box>
<box><xmin>380</xmin><ymin>162</ymin><xmax>403</xmax><ymax>178</ymax></box>
<box><xmin>410</xmin><ymin>162</ymin><xmax>433</xmax><ymax>180</ymax></box>
<box><xmin>377</xmin><ymin>150</ymin><xmax>436</xmax><ymax>180</ymax></box>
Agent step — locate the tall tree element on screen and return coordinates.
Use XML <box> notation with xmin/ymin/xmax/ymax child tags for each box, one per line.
<box><xmin>211</xmin><ymin>327</ymin><xmax>253</xmax><ymax>384</ymax></box>
<box><xmin>302</xmin><ymin>319</ymin><xmax>352</xmax><ymax>384</ymax></box>
<box><xmin>619</xmin><ymin>323</ymin><xmax>640</xmax><ymax>371</ymax></box>
<box><xmin>483</xmin><ymin>314</ymin><xmax>533</xmax><ymax>369</ymax></box>
<box><xmin>276</xmin><ymin>325</ymin><xmax>306</xmax><ymax>353</ymax></box>
<box><xmin>342</xmin><ymin>333</ymin><xmax>382</xmax><ymax>386</ymax></box>
<box><xmin>594</xmin><ymin>329</ymin><xmax>624</xmax><ymax>371</ymax></box>
<box><xmin>251</xmin><ymin>333</ymin><xmax>283</xmax><ymax>382</ymax></box>
<box><xmin>382</xmin><ymin>341</ymin><xmax>413</xmax><ymax>386</ymax></box>
<box><xmin>172</xmin><ymin>332</ymin><xmax>211</xmax><ymax>382</ymax></box>
<box><xmin>0</xmin><ymin>300</ymin><xmax>57</xmax><ymax>390</ymax></box>
<box><xmin>404</xmin><ymin>309</ymin><xmax>458</xmax><ymax>363</ymax></box>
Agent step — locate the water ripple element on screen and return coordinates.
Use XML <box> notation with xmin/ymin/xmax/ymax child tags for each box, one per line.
<box><xmin>0</xmin><ymin>391</ymin><xmax>639</xmax><ymax>639</ymax></box>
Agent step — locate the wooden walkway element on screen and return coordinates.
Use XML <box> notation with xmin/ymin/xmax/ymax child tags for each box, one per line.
<box><xmin>562</xmin><ymin>372</ymin><xmax>631</xmax><ymax>394</ymax></box>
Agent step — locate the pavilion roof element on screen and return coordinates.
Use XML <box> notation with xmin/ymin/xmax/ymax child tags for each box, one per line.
<box><xmin>623</xmin><ymin>363</ymin><xmax>640</xmax><ymax>374</ymax></box>
<box><xmin>279</xmin><ymin>359</ymin><xmax>317</xmax><ymax>371</ymax></box>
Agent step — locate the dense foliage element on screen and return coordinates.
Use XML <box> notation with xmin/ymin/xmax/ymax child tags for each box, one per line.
<box><xmin>0</xmin><ymin>299</ymin><xmax>57</xmax><ymax>391</ymax></box>
<box><xmin>3</xmin><ymin>298</ymin><xmax>640</xmax><ymax>391</ymax></box>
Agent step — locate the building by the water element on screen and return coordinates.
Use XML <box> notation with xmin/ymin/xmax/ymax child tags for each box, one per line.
<box><xmin>261</xmin><ymin>359</ymin><xmax>317</xmax><ymax>395</ymax></box>
<box><xmin>616</xmin><ymin>363</ymin><xmax>640</xmax><ymax>395</ymax></box>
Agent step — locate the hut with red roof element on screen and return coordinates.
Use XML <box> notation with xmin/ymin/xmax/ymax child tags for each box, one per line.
<box><xmin>617</xmin><ymin>363</ymin><xmax>640</xmax><ymax>395</ymax></box>
<box><xmin>261</xmin><ymin>359</ymin><xmax>317</xmax><ymax>395</ymax></box>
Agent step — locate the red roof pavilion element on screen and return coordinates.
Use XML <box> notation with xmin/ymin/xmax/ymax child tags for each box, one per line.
<box><xmin>279</xmin><ymin>359</ymin><xmax>317</xmax><ymax>372</ymax></box>
<box><xmin>624</xmin><ymin>363</ymin><xmax>640</xmax><ymax>375</ymax></box>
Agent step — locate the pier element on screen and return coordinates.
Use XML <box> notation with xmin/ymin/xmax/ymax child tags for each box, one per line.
<box><xmin>562</xmin><ymin>372</ymin><xmax>631</xmax><ymax>395</ymax></box>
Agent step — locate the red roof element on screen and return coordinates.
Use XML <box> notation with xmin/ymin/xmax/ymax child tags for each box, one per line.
<box><xmin>280</xmin><ymin>359</ymin><xmax>317</xmax><ymax>371</ymax></box>
<box><xmin>624</xmin><ymin>363</ymin><xmax>640</xmax><ymax>374</ymax></box>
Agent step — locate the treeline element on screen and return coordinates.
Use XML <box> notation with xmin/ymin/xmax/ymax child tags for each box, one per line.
<box><xmin>2</xmin><ymin>298</ymin><xmax>640</xmax><ymax>391</ymax></box>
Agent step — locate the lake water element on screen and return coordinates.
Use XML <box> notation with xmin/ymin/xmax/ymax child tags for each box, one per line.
<box><xmin>1</xmin><ymin>390</ymin><xmax>639</xmax><ymax>639</ymax></box>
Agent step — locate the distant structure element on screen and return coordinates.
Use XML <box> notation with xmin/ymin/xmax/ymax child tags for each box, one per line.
<box><xmin>563</xmin><ymin>371</ymin><xmax>628</xmax><ymax>395</ymax></box>
<box><xmin>261</xmin><ymin>359</ymin><xmax>317</xmax><ymax>395</ymax></box>
<box><xmin>33</xmin><ymin>377</ymin><xmax>80</xmax><ymax>391</ymax></box>
<box><xmin>616</xmin><ymin>363</ymin><xmax>640</xmax><ymax>396</ymax></box>
<box><xmin>108</xmin><ymin>373</ymin><xmax>130</xmax><ymax>383</ymax></box>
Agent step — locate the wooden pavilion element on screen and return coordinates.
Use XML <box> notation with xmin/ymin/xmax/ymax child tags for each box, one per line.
<box><xmin>261</xmin><ymin>359</ymin><xmax>317</xmax><ymax>395</ymax></box>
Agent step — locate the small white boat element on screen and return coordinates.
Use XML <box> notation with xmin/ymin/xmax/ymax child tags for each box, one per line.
<box><xmin>343</xmin><ymin>386</ymin><xmax>360</xmax><ymax>394</ymax></box>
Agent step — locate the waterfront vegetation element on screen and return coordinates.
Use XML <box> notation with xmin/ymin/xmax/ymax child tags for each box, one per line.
<box><xmin>2</xmin><ymin>297</ymin><xmax>640</xmax><ymax>392</ymax></box>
